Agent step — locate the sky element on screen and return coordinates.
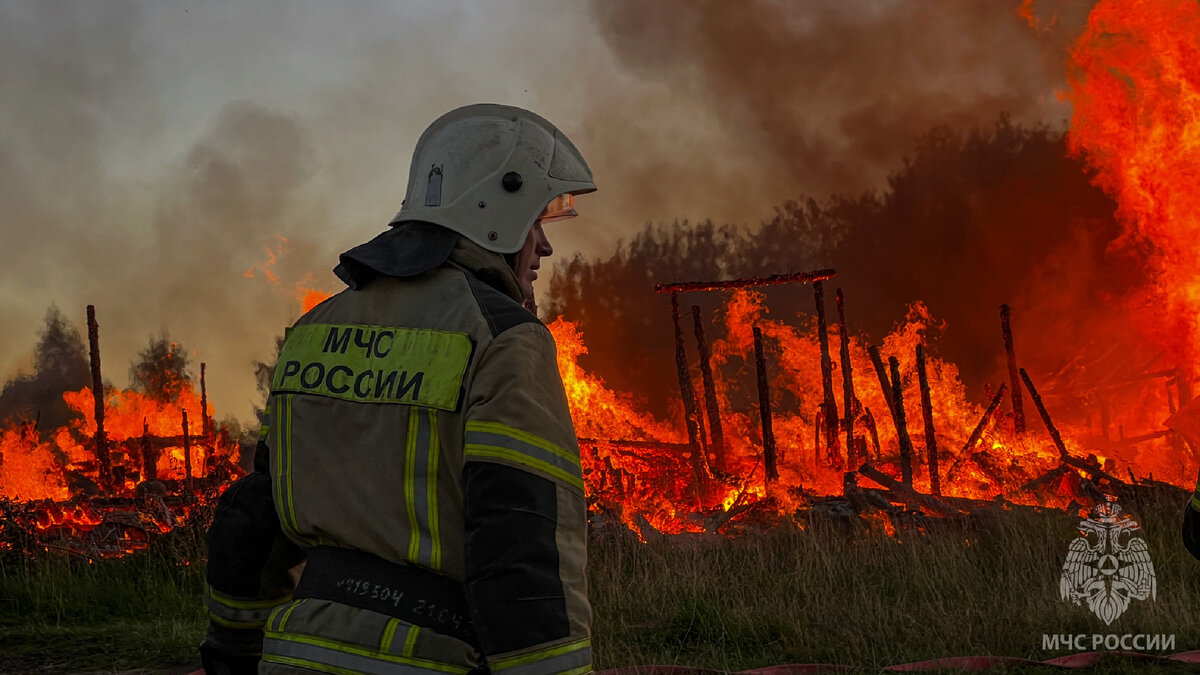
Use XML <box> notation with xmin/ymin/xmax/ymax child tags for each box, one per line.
<box><xmin>0</xmin><ymin>0</ymin><xmax>1093</xmax><ymax>422</ymax></box>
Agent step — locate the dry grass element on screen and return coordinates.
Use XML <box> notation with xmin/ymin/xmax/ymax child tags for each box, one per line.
<box><xmin>1</xmin><ymin>489</ymin><xmax>1199</xmax><ymax>673</ymax></box>
<box><xmin>588</xmin><ymin>488</ymin><xmax>1200</xmax><ymax>671</ymax></box>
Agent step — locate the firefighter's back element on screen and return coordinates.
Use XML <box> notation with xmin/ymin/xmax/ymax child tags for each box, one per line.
<box><xmin>261</xmin><ymin>265</ymin><xmax>495</xmax><ymax>674</ymax></box>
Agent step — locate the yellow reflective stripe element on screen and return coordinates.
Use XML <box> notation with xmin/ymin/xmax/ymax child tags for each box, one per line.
<box><xmin>403</xmin><ymin>624</ymin><xmax>420</xmax><ymax>657</ymax></box>
<box><xmin>264</xmin><ymin>630</ymin><xmax>469</xmax><ymax>674</ymax></box>
<box><xmin>204</xmin><ymin>587</ymin><xmax>290</xmax><ymax>630</ymax></box>
<box><xmin>277</xmin><ymin>598</ymin><xmax>308</xmax><ymax>632</ymax></box>
<box><xmin>1191</xmin><ymin>492</ymin><xmax>1200</xmax><ymax>511</ymax></box>
<box><xmin>284</xmin><ymin>394</ymin><xmax>301</xmax><ymax>541</ymax></box>
<box><xmin>427</xmin><ymin>409</ymin><xmax>441</xmax><ymax>571</ymax></box>
<box><xmin>271</xmin><ymin>323</ymin><xmax>472</xmax><ymax>410</ymax></box>
<box><xmin>380</xmin><ymin>618</ymin><xmax>401</xmax><ymax>653</ymax></box>
<box><xmin>490</xmin><ymin>638</ymin><xmax>591</xmax><ymax>675</ymax></box>
<box><xmin>272</xmin><ymin>394</ymin><xmax>292</xmax><ymax>539</ymax></box>
<box><xmin>464</xmin><ymin>447</ymin><xmax>584</xmax><ymax>492</ymax></box>
<box><xmin>267</xmin><ymin>604</ymin><xmax>286</xmax><ymax>633</ymax></box>
<box><xmin>274</xmin><ymin>395</ymin><xmax>316</xmax><ymax>546</ymax></box>
<box><xmin>262</xmin><ymin>653</ymin><xmax>362</xmax><ymax>675</ymax></box>
<box><xmin>206</xmin><ymin>585</ymin><xmax>292</xmax><ymax>610</ymax></box>
<box><xmin>405</xmin><ymin>407</ymin><xmax>421</xmax><ymax>562</ymax></box>
<box><xmin>404</xmin><ymin>408</ymin><xmax>441</xmax><ymax>569</ymax></box>
<box><xmin>463</xmin><ymin>421</ymin><xmax>583</xmax><ymax>491</ymax></box>
<box><xmin>465</xmin><ymin>421</ymin><xmax>578</xmax><ymax>466</ymax></box>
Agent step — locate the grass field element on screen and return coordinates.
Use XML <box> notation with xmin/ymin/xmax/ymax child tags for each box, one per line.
<box><xmin>2</xmin><ymin>487</ymin><xmax>1199</xmax><ymax>674</ymax></box>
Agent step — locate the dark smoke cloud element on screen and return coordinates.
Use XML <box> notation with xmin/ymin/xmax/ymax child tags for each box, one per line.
<box><xmin>580</xmin><ymin>0</ymin><xmax>1092</xmax><ymax>225</ymax></box>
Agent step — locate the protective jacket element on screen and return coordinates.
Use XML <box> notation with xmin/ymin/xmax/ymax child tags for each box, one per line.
<box><xmin>201</xmin><ymin>223</ymin><xmax>591</xmax><ymax>675</ymax></box>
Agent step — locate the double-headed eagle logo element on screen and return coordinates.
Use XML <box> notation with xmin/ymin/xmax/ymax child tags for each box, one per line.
<box><xmin>1060</xmin><ymin>498</ymin><xmax>1156</xmax><ymax>625</ymax></box>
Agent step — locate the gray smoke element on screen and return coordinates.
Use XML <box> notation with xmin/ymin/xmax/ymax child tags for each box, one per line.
<box><xmin>0</xmin><ymin>0</ymin><xmax>1095</xmax><ymax>422</ymax></box>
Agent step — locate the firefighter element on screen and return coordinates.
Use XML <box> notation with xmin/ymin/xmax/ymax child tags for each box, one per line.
<box><xmin>201</xmin><ymin>103</ymin><xmax>595</xmax><ymax>675</ymax></box>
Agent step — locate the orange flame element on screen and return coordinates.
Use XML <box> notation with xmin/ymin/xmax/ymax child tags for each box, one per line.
<box><xmin>551</xmin><ymin>285</ymin><xmax>1192</xmax><ymax>535</ymax></box>
<box><xmin>0</xmin><ymin>376</ymin><xmax>241</xmax><ymax>509</ymax></box>
<box><xmin>1066</xmin><ymin>0</ymin><xmax>1200</xmax><ymax>368</ymax></box>
<box><xmin>299</xmin><ymin>287</ymin><xmax>332</xmax><ymax>313</ymax></box>
<box><xmin>244</xmin><ymin>235</ymin><xmax>289</xmax><ymax>285</ymax></box>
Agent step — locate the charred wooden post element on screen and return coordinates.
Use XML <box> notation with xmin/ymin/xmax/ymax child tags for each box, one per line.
<box><xmin>1019</xmin><ymin>368</ymin><xmax>1125</xmax><ymax>486</ymax></box>
<box><xmin>1018</xmin><ymin>368</ymin><xmax>1068</xmax><ymax>458</ymax></box>
<box><xmin>916</xmin><ymin>345</ymin><xmax>940</xmax><ymax>496</ymax></box>
<box><xmin>753</xmin><ymin>326</ymin><xmax>778</xmax><ymax>482</ymax></box>
<box><xmin>858</xmin><ymin>463</ymin><xmax>957</xmax><ymax>517</ymax></box>
<box><xmin>691</xmin><ymin>305</ymin><xmax>724</xmax><ymax>472</ymax></box>
<box><xmin>182</xmin><ymin>409</ymin><xmax>193</xmax><ymax>494</ymax></box>
<box><xmin>1000</xmin><ymin>304</ymin><xmax>1026</xmax><ymax>433</ymax></box>
<box><xmin>813</xmin><ymin>281</ymin><xmax>840</xmax><ymax>467</ymax></box>
<box><xmin>888</xmin><ymin>356</ymin><xmax>914</xmax><ymax>487</ymax></box>
<box><xmin>140</xmin><ymin>419</ymin><xmax>155</xmax><ymax>482</ymax></box>
<box><xmin>200</xmin><ymin>362</ymin><xmax>211</xmax><ymax>438</ymax></box>
<box><xmin>86</xmin><ymin>305</ymin><xmax>111</xmax><ymax>490</ymax></box>
<box><xmin>669</xmin><ymin>292</ymin><xmax>707</xmax><ymax>501</ymax></box>
<box><xmin>863</xmin><ymin>407</ymin><xmax>882</xmax><ymax>460</ymax></box>
<box><xmin>836</xmin><ymin>289</ymin><xmax>857</xmax><ymax>464</ymax></box>
<box><xmin>655</xmin><ymin>269</ymin><xmax>837</xmax><ymax>294</ymax></box>
<box><xmin>868</xmin><ymin>345</ymin><xmax>896</xmax><ymax>414</ymax></box>
<box><xmin>1177</xmin><ymin>366</ymin><xmax>1193</xmax><ymax>409</ymax></box>
<box><xmin>963</xmin><ymin>383</ymin><xmax>1007</xmax><ymax>453</ymax></box>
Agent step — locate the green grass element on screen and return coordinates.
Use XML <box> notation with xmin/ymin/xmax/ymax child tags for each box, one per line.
<box><xmin>2</xmin><ymin>489</ymin><xmax>1200</xmax><ymax>673</ymax></box>
<box><xmin>0</xmin><ymin>523</ymin><xmax>207</xmax><ymax>673</ymax></box>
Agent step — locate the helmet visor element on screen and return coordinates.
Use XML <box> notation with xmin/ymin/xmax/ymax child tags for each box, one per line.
<box><xmin>537</xmin><ymin>194</ymin><xmax>578</xmax><ymax>224</ymax></box>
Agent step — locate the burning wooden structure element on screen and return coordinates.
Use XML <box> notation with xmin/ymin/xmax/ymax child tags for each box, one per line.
<box><xmin>0</xmin><ymin>306</ymin><xmax>242</xmax><ymax>557</ymax></box>
<box><xmin>2</xmin><ymin>267</ymin><xmax>1196</xmax><ymax>554</ymax></box>
<box><xmin>554</xmin><ymin>269</ymin><xmax>1196</xmax><ymax>539</ymax></box>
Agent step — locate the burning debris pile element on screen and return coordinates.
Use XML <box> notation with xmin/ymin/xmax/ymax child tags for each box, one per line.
<box><xmin>0</xmin><ymin>306</ymin><xmax>242</xmax><ymax>557</ymax></box>
<box><xmin>552</xmin><ymin>274</ymin><xmax>1194</xmax><ymax>540</ymax></box>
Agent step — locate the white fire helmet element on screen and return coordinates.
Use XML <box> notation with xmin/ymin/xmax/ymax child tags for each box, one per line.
<box><xmin>390</xmin><ymin>103</ymin><xmax>596</xmax><ymax>254</ymax></box>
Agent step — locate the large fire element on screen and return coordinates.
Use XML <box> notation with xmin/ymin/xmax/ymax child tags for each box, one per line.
<box><xmin>3</xmin><ymin>0</ymin><xmax>1197</xmax><ymax>553</ymax></box>
<box><xmin>1066</xmin><ymin>0</ymin><xmax>1200</xmax><ymax>370</ymax></box>
<box><xmin>550</xmin><ymin>288</ymin><xmax>1193</xmax><ymax>536</ymax></box>
<box><xmin>0</xmin><ymin>338</ymin><xmax>242</xmax><ymax>555</ymax></box>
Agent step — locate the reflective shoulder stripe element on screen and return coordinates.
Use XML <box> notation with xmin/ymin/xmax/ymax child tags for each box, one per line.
<box><xmin>1191</xmin><ymin>492</ymin><xmax>1200</xmax><ymax>511</ymax></box>
<box><xmin>263</xmin><ymin>631</ymin><xmax>469</xmax><ymax>675</ymax></box>
<box><xmin>490</xmin><ymin>638</ymin><xmax>592</xmax><ymax>675</ymax></box>
<box><xmin>464</xmin><ymin>422</ymin><xmax>583</xmax><ymax>492</ymax></box>
<box><xmin>271</xmin><ymin>322</ymin><xmax>472</xmax><ymax>410</ymax></box>
<box><xmin>205</xmin><ymin>585</ymin><xmax>290</xmax><ymax>629</ymax></box>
